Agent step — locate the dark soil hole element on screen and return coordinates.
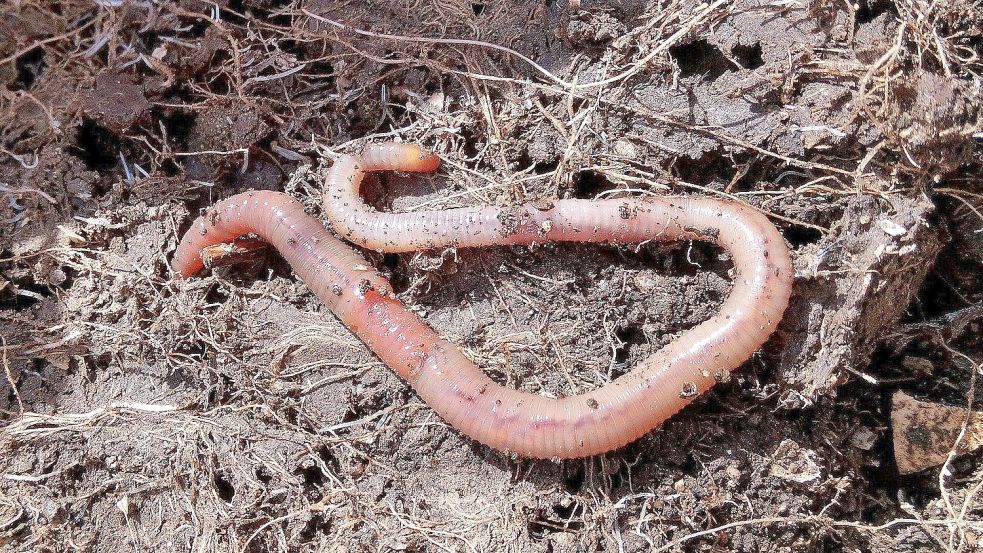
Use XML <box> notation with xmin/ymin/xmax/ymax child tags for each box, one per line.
<box><xmin>856</xmin><ymin>0</ymin><xmax>896</xmax><ymax>25</ymax></box>
<box><xmin>834</xmin><ymin>388</ymin><xmax>908</xmax><ymax>514</ymax></box>
<box><xmin>672</xmin><ymin>151</ymin><xmax>734</xmax><ymax>186</ymax></box>
<box><xmin>614</xmin><ymin>325</ymin><xmax>646</xmax><ymax>367</ymax></box>
<box><xmin>905</xmin><ymin>268</ymin><xmax>967</xmax><ymax>324</ymax></box>
<box><xmin>0</xmin><ymin>286</ymin><xmax>50</xmax><ymax>311</ymax></box>
<box><xmin>317</xmin><ymin>444</ymin><xmax>342</xmax><ymax>475</ymax></box>
<box><xmin>306</xmin><ymin>60</ymin><xmax>335</xmax><ymax>87</ymax></box>
<box><xmin>139</xmin><ymin>31</ymin><xmax>164</xmax><ymax>53</ymax></box>
<box><xmin>731</xmin><ymin>164</ymin><xmax>762</xmax><ymax>192</ymax></box>
<box><xmin>0</xmin><ymin>282</ymin><xmax>50</xmax><ymax>311</ymax></box>
<box><xmin>609</xmin><ymin>464</ymin><xmax>626</xmax><ymax>490</ymax></box>
<box><xmin>299</xmin><ymin>516</ymin><xmax>331</xmax><ymax>542</ymax></box>
<box><xmin>383</xmin><ymin>253</ymin><xmax>400</xmax><ymax>271</ymax></box>
<box><xmin>203</xmin><ymin>284</ymin><xmax>230</xmax><ymax>305</ymax></box>
<box><xmin>902</xmin><ymin>215</ymin><xmax>979</xmax><ymax>321</ymax></box>
<box><xmin>340</xmin><ymin>407</ymin><xmax>361</xmax><ymax>424</ymax></box>
<box><xmin>64</xmin><ymin>462</ymin><xmax>85</xmax><ymax>482</ymax></box>
<box><xmin>680</xmin><ymin>451</ymin><xmax>700</xmax><ymax>476</ymax></box>
<box><xmin>154</xmin><ymin>107</ymin><xmax>197</xmax><ymax>150</ymax></box>
<box><xmin>213</xmin><ymin>473</ymin><xmax>235</xmax><ymax>502</ymax></box>
<box><xmin>177</xmin><ymin>339</ymin><xmax>207</xmax><ymax>362</ymax></box>
<box><xmin>670</xmin><ymin>39</ymin><xmax>731</xmax><ymax>80</ymax></box>
<box><xmin>517</xmin><ymin>149</ymin><xmax>560</xmax><ymax>176</ymax></box>
<box><xmin>891</xmin><ymin>473</ymin><xmax>942</xmax><ymax>514</ymax></box>
<box><xmin>284</xmin><ymin>406</ymin><xmax>300</xmax><ymax>426</ymax></box>
<box><xmin>563</xmin><ymin>463</ymin><xmax>585</xmax><ymax>493</ymax></box>
<box><xmin>386</xmin><ymin>101</ymin><xmax>408</xmax><ymax>122</ymax></box>
<box><xmin>84</xmin><ymin>355</ymin><xmax>102</xmax><ymax>383</ymax></box>
<box><xmin>58</xmin><ymin>265</ymin><xmax>77</xmax><ymax>292</ymax></box>
<box><xmin>458</xmin><ymin>126</ymin><xmax>482</xmax><ymax>160</ymax></box>
<box><xmin>30</xmin><ymin>358</ymin><xmax>46</xmax><ymax>373</ymax></box>
<box><xmin>266</xmin><ymin>4</ymin><xmax>295</xmax><ymax>26</ymax></box>
<box><xmin>552</xmin><ymin>500</ymin><xmax>582</xmax><ymax>520</ymax></box>
<box><xmin>297</xmin><ymin>464</ymin><xmax>325</xmax><ymax>488</ymax></box>
<box><xmin>68</xmin><ymin>118</ymin><xmax>121</xmax><ymax>172</ymax></box>
<box><xmin>472</xmin><ymin>3</ymin><xmax>485</xmax><ymax>15</ymax></box>
<box><xmin>528</xmin><ymin>515</ymin><xmax>583</xmax><ymax>540</ymax></box>
<box><xmin>14</xmin><ymin>47</ymin><xmax>45</xmax><ymax>91</ymax></box>
<box><xmin>205</xmin><ymin>374</ymin><xmax>235</xmax><ymax>406</ymax></box>
<box><xmin>535</xmin><ymin>160</ymin><xmax>559</xmax><ymax>175</ymax></box>
<box><xmin>573</xmin><ymin>170</ymin><xmax>616</xmax><ymax>199</ymax></box>
<box><xmin>380</xmin><ymin>253</ymin><xmax>413</xmax><ymax>294</ymax></box>
<box><xmin>731</xmin><ymin>42</ymin><xmax>764</xmax><ymax>70</ymax></box>
<box><xmin>783</xmin><ymin>225</ymin><xmax>823</xmax><ymax>249</ymax></box>
<box><xmin>255</xmin><ymin>467</ymin><xmax>273</xmax><ymax>484</ymax></box>
<box><xmin>222</xmin><ymin>0</ymin><xmax>248</xmax><ymax>25</ymax></box>
<box><xmin>183</xmin><ymin>20</ymin><xmax>211</xmax><ymax>39</ymax></box>
<box><xmin>662</xmin><ymin>239</ymin><xmax>727</xmax><ymax>279</ymax></box>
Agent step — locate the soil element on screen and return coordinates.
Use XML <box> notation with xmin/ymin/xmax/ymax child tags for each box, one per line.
<box><xmin>1</xmin><ymin>0</ymin><xmax>982</xmax><ymax>551</ymax></box>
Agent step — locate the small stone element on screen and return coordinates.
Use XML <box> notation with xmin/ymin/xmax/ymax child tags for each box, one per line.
<box><xmin>614</xmin><ymin>139</ymin><xmax>637</xmax><ymax>159</ymax></box>
<box><xmin>769</xmin><ymin>439</ymin><xmax>821</xmax><ymax>484</ymax></box>
<box><xmin>632</xmin><ymin>273</ymin><xmax>658</xmax><ymax>292</ymax></box>
<box><xmin>877</xmin><ymin>219</ymin><xmax>907</xmax><ymax>237</ymax></box>
<box><xmin>849</xmin><ymin>426</ymin><xmax>878</xmax><ymax>451</ymax></box>
<box><xmin>115</xmin><ymin>495</ymin><xmax>132</xmax><ymax>515</ymax></box>
<box><xmin>892</xmin><ymin>391</ymin><xmax>983</xmax><ymax>474</ymax></box>
<box><xmin>901</xmin><ymin>356</ymin><xmax>934</xmax><ymax>376</ymax></box>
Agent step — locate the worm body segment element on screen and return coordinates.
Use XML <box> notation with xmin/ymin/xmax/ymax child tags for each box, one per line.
<box><xmin>174</xmin><ymin>142</ymin><xmax>794</xmax><ymax>459</ymax></box>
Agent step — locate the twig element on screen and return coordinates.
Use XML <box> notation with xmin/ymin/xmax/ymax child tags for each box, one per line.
<box><xmin>1</xmin><ymin>335</ymin><xmax>23</xmax><ymax>414</ymax></box>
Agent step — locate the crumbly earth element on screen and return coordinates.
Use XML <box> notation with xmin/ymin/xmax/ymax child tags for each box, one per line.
<box><xmin>1</xmin><ymin>0</ymin><xmax>982</xmax><ymax>551</ymax></box>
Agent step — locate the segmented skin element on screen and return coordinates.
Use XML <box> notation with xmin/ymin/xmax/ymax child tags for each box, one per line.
<box><xmin>174</xmin><ymin>142</ymin><xmax>794</xmax><ymax>459</ymax></box>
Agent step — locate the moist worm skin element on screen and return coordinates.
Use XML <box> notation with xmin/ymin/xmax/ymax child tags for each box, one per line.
<box><xmin>174</xmin><ymin>143</ymin><xmax>793</xmax><ymax>459</ymax></box>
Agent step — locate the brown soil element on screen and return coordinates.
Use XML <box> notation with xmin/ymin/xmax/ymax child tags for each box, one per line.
<box><xmin>2</xmin><ymin>0</ymin><xmax>982</xmax><ymax>551</ymax></box>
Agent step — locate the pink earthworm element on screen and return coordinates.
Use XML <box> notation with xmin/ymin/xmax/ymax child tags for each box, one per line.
<box><xmin>174</xmin><ymin>143</ymin><xmax>793</xmax><ymax>459</ymax></box>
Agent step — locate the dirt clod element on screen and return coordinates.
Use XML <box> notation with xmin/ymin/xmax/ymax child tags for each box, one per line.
<box><xmin>892</xmin><ymin>391</ymin><xmax>983</xmax><ymax>475</ymax></box>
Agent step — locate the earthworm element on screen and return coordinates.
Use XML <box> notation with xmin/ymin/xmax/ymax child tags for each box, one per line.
<box><xmin>174</xmin><ymin>143</ymin><xmax>794</xmax><ymax>459</ymax></box>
